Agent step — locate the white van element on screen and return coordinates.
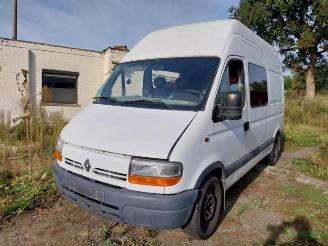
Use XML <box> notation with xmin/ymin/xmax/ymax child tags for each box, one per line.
<box><xmin>54</xmin><ymin>20</ymin><xmax>284</xmax><ymax>239</ymax></box>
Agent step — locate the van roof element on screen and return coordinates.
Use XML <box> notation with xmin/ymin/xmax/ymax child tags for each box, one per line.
<box><xmin>123</xmin><ymin>19</ymin><xmax>278</xmax><ymax>62</ymax></box>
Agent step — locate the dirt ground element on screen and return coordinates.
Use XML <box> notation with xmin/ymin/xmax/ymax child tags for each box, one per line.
<box><xmin>0</xmin><ymin>147</ymin><xmax>327</xmax><ymax>246</ymax></box>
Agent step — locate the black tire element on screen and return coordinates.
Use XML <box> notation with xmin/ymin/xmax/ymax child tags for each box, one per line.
<box><xmin>183</xmin><ymin>176</ymin><xmax>222</xmax><ymax>240</ymax></box>
<box><xmin>267</xmin><ymin>134</ymin><xmax>282</xmax><ymax>165</ymax></box>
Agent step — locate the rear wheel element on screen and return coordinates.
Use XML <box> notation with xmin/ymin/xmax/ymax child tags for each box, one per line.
<box><xmin>183</xmin><ymin>176</ymin><xmax>222</xmax><ymax>239</ymax></box>
<box><xmin>267</xmin><ymin>134</ymin><xmax>282</xmax><ymax>165</ymax></box>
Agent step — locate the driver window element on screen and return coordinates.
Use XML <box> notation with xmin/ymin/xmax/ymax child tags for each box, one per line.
<box><xmin>216</xmin><ymin>59</ymin><xmax>245</xmax><ymax>106</ymax></box>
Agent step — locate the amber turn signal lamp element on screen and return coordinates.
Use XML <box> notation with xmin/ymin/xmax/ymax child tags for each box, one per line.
<box><xmin>128</xmin><ymin>175</ymin><xmax>181</xmax><ymax>186</ymax></box>
<box><xmin>54</xmin><ymin>150</ymin><xmax>63</xmax><ymax>162</ymax></box>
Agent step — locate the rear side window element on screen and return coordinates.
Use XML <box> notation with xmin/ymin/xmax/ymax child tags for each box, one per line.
<box><xmin>268</xmin><ymin>70</ymin><xmax>283</xmax><ymax>104</ymax></box>
<box><xmin>248</xmin><ymin>63</ymin><xmax>268</xmax><ymax>107</ymax></box>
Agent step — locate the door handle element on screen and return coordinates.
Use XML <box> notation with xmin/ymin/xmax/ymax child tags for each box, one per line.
<box><xmin>244</xmin><ymin>122</ymin><xmax>249</xmax><ymax>132</ymax></box>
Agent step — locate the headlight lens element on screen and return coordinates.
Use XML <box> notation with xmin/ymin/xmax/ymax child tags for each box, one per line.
<box><xmin>129</xmin><ymin>158</ymin><xmax>183</xmax><ymax>186</ymax></box>
<box><xmin>54</xmin><ymin>138</ymin><xmax>64</xmax><ymax>162</ymax></box>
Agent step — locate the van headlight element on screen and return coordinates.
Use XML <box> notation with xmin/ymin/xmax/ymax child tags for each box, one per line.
<box><xmin>54</xmin><ymin>138</ymin><xmax>64</xmax><ymax>162</ymax></box>
<box><xmin>128</xmin><ymin>158</ymin><xmax>183</xmax><ymax>186</ymax></box>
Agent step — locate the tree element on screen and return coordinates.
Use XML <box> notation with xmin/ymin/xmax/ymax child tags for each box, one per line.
<box><xmin>315</xmin><ymin>63</ymin><xmax>328</xmax><ymax>91</ymax></box>
<box><xmin>230</xmin><ymin>0</ymin><xmax>328</xmax><ymax>98</ymax></box>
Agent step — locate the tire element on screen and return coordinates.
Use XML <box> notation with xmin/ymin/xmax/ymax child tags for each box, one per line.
<box><xmin>267</xmin><ymin>134</ymin><xmax>282</xmax><ymax>166</ymax></box>
<box><xmin>183</xmin><ymin>176</ymin><xmax>222</xmax><ymax>240</ymax></box>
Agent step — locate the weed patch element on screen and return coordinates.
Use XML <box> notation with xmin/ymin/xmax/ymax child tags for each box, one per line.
<box><xmin>98</xmin><ymin>223</ymin><xmax>160</xmax><ymax>246</ymax></box>
<box><xmin>292</xmin><ymin>143</ymin><xmax>328</xmax><ymax>180</ymax></box>
<box><xmin>0</xmin><ymin>168</ymin><xmax>58</xmax><ymax>220</ymax></box>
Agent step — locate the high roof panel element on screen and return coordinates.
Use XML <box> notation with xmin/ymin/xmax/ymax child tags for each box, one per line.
<box><xmin>123</xmin><ymin>19</ymin><xmax>278</xmax><ymax>62</ymax></box>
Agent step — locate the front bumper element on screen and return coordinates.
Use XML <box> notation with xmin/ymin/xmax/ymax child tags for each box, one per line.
<box><xmin>53</xmin><ymin>162</ymin><xmax>198</xmax><ymax>229</ymax></box>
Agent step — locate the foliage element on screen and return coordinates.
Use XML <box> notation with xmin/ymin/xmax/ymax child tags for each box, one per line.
<box><xmin>285</xmin><ymin>64</ymin><xmax>328</xmax><ymax>94</ymax></box>
<box><xmin>292</xmin><ymin>144</ymin><xmax>328</xmax><ymax>180</ymax></box>
<box><xmin>0</xmin><ymin>168</ymin><xmax>58</xmax><ymax>220</ymax></box>
<box><xmin>230</xmin><ymin>0</ymin><xmax>328</xmax><ymax>97</ymax></box>
<box><xmin>316</xmin><ymin>63</ymin><xmax>328</xmax><ymax>91</ymax></box>
<box><xmin>0</xmin><ymin>109</ymin><xmax>66</xmax><ymax>176</ymax></box>
<box><xmin>285</xmin><ymin>97</ymin><xmax>328</xmax><ymax>131</ymax></box>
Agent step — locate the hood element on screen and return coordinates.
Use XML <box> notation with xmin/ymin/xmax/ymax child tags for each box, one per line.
<box><xmin>61</xmin><ymin>104</ymin><xmax>196</xmax><ymax>159</ymax></box>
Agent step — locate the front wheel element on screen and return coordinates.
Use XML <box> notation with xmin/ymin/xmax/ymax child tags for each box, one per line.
<box><xmin>183</xmin><ymin>176</ymin><xmax>222</xmax><ymax>239</ymax></box>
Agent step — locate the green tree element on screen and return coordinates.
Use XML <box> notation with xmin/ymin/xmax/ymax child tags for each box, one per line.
<box><xmin>316</xmin><ymin>63</ymin><xmax>328</xmax><ymax>91</ymax></box>
<box><xmin>230</xmin><ymin>0</ymin><xmax>328</xmax><ymax>98</ymax></box>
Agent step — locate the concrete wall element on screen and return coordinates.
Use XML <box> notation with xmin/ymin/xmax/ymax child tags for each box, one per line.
<box><xmin>0</xmin><ymin>38</ymin><xmax>127</xmax><ymax>121</ymax></box>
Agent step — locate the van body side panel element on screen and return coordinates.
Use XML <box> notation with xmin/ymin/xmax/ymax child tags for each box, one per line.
<box><xmin>166</xmin><ymin>111</ymin><xmax>218</xmax><ymax>194</ymax></box>
<box><xmin>222</xmin><ymin>36</ymin><xmax>283</xmax><ymax>188</ymax></box>
<box><xmin>267</xmin><ymin>70</ymin><xmax>284</xmax><ymax>139</ymax></box>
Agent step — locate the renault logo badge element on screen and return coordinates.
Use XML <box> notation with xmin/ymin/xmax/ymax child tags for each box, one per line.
<box><xmin>84</xmin><ymin>159</ymin><xmax>91</xmax><ymax>172</ymax></box>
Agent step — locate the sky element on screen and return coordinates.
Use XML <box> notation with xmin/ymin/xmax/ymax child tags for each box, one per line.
<box><xmin>0</xmin><ymin>0</ymin><xmax>239</xmax><ymax>51</ymax></box>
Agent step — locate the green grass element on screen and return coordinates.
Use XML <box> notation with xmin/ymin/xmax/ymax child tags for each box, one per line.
<box><xmin>291</xmin><ymin>142</ymin><xmax>328</xmax><ymax>180</ymax></box>
<box><xmin>279</xmin><ymin>184</ymin><xmax>328</xmax><ymax>245</ymax></box>
<box><xmin>285</xmin><ymin>97</ymin><xmax>328</xmax><ymax>147</ymax></box>
<box><xmin>0</xmin><ymin>167</ymin><xmax>58</xmax><ymax>220</ymax></box>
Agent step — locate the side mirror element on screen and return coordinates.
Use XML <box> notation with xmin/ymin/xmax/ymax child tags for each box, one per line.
<box><xmin>214</xmin><ymin>92</ymin><xmax>243</xmax><ymax>121</ymax></box>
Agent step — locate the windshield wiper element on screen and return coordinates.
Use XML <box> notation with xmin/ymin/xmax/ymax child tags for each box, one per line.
<box><xmin>124</xmin><ymin>99</ymin><xmax>174</xmax><ymax>110</ymax></box>
<box><xmin>92</xmin><ymin>96</ymin><xmax>122</xmax><ymax>105</ymax></box>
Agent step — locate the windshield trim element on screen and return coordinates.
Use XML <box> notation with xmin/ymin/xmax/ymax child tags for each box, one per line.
<box><xmin>95</xmin><ymin>56</ymin><xmax>220</xmax><ymax>112</ymax></box>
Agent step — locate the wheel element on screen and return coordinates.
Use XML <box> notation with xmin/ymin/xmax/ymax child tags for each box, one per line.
<box><xmin>183</xmin><ymin>176</ymin><xmax>222</xmax><ymax>239</ymax></box>
<box><xmin>267</xmin><ymin>134</ymin><xmax>282</xmax><ymax>165</ymax></box>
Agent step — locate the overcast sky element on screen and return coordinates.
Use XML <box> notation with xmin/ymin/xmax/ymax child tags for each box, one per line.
<box><xmin>0</xmin><ymin>0</ymin><xmax>238</xmax><ymax>51</ymax></box>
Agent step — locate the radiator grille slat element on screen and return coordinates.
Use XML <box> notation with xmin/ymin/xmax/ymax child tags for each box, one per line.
<box><xmin>64</xmin><ymin>157</ymin><xmax>127</xmax><ymax>182</ymax></box>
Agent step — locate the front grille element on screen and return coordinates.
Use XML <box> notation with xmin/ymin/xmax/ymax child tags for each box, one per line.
<box><xmin>65</xmin><ymin>158</ymin><xmax>84</xmax><ymax>170</ymax></box>
<box><xmin>93</xmin><ymin>168</ymin><xmax>127</xmax><ymax>181</ymax></box>
<box><xmin>67</xmin><ymin>170</ymin><xmax>122</xmax><ymax>189</ymax></box>
<box><xmin>64</xmin><ymin>157</ymin><xmax>127</xmax><ymax>182</ymax></box>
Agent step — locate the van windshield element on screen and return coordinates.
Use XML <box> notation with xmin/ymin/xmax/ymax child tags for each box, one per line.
<box><xmin>94</xmin><ymin>57</ymin><xmax>220</xmax><ymax>110</ymax></box>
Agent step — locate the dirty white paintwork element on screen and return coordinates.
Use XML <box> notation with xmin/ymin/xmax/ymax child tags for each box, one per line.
<box><xmin>60</xmin><ymin>104</ymin><xmax>196</xmax><ymax>159</ymax></box>
<box><xmin>58</xmin><ymin>20</ymin><xmax>284</xmax><ymax>195</ymax></box>
<box><xmin>123</xmin><ymin>19</ymin><xmax>278</xmax><ymax>63</ymax></box>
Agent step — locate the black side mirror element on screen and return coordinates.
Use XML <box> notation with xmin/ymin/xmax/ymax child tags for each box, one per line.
<box><xmin>214</xmin><ymin>92</ymin><xmax>243</xmax><ymax>121</ymax></box>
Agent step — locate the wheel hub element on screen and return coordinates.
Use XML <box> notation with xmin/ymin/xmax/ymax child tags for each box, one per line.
<box><xmin>204</xmin><ymin>192</ymin><xmax>216</xmax><ymax>221</ymax></box>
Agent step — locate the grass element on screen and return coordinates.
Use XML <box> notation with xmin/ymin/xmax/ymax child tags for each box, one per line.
<box><xmin>285</xmin><ymin>94</ymin><xmax>328</xmax><ymax>179</ymax></box>
<box><xmin>0</xmin><ymin>167</ymin><xmax>58</xmax><ymax>220</ymax></box>
<box><xmin>280</xmin><ymin>184</ymin><xmax>328</xmax><ymax>245</ymax></box>
<box><xmin>0</xmin><ymin>106</ymin><xmax>65</xmax><ymax>220</ymax></box>
<box><xmin>99</xmin><ymin>223</ymin><xmax>160</xmax><ymax>246</ymax></box>
<box><xmin>290</xmin><ymin>135</ymin><xmax>328</xmax><ymax>180</ymax></box>
<box><xmin>285</xmin><ymin>97</ymin><xmax>328</xmax><ymax>146</ymax></box>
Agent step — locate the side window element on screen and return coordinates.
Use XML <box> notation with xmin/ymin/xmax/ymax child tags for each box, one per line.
<box><xmin>111</xmin><ymin>73</ymin><xmax>123</xmax><ymax>97</ymax></box>
<box><xmin>125</xmin><ymin>71</ymin><xmax>144</xmax><ymax>97</ymax></box>
<box><xmin>248</xmin><ymin>63</ymin><xmax>268</xmax><ymax>107</ymax></box>
<box><xmin>110</xmin><ymin>70</ymin><xmax>144</xmax><ymax>97</ymax></box>
<box><xmin>216</xmin><ymin>60</ymin><xmax>245</xmax><ymax>106</ymax></box>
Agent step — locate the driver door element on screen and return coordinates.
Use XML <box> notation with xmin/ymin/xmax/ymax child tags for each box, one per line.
<box><xmin>213</xmin><ymin>57</ymin><xmax>250</xmax><ymax>188</ymax></box>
